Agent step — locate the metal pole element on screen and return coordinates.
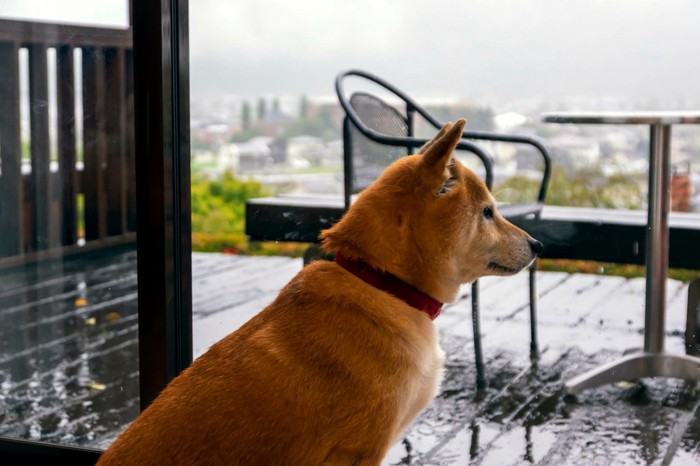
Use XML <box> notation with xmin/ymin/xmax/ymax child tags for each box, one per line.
<box><xmin>472</xmin><ymin>280</ymin><xmax>485</xmax><ymax>389</ymax></box>
<box><xmin>644</xmin><ymin>124</ymin><xmax>671</xmax><ymax>353</ymax></box>
<box><xmin>529</xmin><ymin>263</ymin><xmax>539</xmax><ymax>356</ymax></box>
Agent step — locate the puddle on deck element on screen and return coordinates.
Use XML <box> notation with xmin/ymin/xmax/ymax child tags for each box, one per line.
<box><xmin>385</xmin><ymin>328</ymin><xmax>700</xmax><ymax>465</ymax></box>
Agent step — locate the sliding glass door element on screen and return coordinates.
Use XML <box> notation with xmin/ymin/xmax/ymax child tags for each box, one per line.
<box><xmin>0</xmin><ymin>0</ymin><xmax>191</xmax><ymax>462</ymax></box>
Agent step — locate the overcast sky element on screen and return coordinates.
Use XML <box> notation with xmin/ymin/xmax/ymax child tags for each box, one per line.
<box><xmin>2</xmin><ymin>0</ymin><xmax>700</xmax><ymax>106</ymax></box>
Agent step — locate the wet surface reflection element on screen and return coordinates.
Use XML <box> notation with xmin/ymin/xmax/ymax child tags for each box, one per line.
<box><xmin>408</xmin><ymin>353</ymin><xmax>700</xmax><ymax>465</ymax></box>
<box><xmin>1</xmin><ymin>251</ymin><xmax>699</xmax><ymax>464</ymax></box>
<box><xmin>0</xmin><ymin>247</ymin><xmax>140</xmax><ymax>449</ymax></box>
<box><xmin>385</xmin><ymin>270</ymin><xmax>700</xmax><ymax>465</ymax></box>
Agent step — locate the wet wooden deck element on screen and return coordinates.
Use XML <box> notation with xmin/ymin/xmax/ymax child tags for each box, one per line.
<box><xmin>1</xmin><ymin>248</ymin><xmax>699</xmax><ymax>464</ymax></box>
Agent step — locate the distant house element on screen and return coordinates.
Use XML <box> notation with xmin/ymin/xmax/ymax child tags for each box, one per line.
<box><xmin>286</xmin><ymin>135</ymin><xmax>325</xmax><ymax>169</ymax></box>
<box><xmin>217</xmin><ymin>144</ymin><xmax>241</xmax><ymax>174</ymax></box>
<box><xmin>549</xmin><ymin>134</ymin><xmax>601</xmax><ymax>171</ymax></box>
<box><xmin>690</xmin><ymin>167</ymin><xmax>700</xmax><ymax>213</ymax></box>
<box><xmin>494</xmin><ymin>112</ymin><xmax>528</xmax><ymax>132</ymax></box>
<box><xmin>324</xmin><ymin>139</ymin><xmax>343</xmax><ymax>167</ymax></box>
<box><xmin>217</xmin><ymin>136</ymin><xmax>274</xmax><ymax>174</ymax></box>
<box><xmin>258</xmin><ymin>109</ymin><xmax>293</xmax><ymax>137</ymax></box>
<box><xmin>268</xmin><ymin>138</ymin><xmax>288</xmax><ymax>165</ymax></box>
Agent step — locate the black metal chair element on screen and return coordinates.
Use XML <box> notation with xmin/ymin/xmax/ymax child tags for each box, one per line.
<box><xmin>336</xmin><ymin>69</ymin><xmax>552</xmax><ymax>388</ymax></box>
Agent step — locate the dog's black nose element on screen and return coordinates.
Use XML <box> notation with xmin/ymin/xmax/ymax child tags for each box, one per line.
<box><xmin>529</xmin><ymin>239</ymin><xmax>544</xmax><ymax>255</ymax></box>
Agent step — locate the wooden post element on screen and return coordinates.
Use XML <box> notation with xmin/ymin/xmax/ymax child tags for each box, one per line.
<box><xmin>82</xmin><ymin>46</ymin><xmax>107</xmax><ymax>242</ymax></box>
<box><xmin>0</xmin><ymin>41</ymin><xmax>23</xmax><ymax>257</ymax></box>
<box><xmin>104</xmin><ymin>47</ymin><xmax>126</xmax><ymax>236</ymax></box>
<box><xmin>56</xmin><ymin>44</ymin><xmax>78</xmax><ymax>246</ymax></box>
<box><xmin>28</xmin><ymin>43</ymin><xmax>51</xmax><ymax>251</ymax></box>
<box><xmin>125</xmin><ymin>49</ymin><xmax>137</xmax><ymax>233</ymax></box>
<box><xmin>686</xmin><ymin>279</ymin><xmax>700</xmax><ymax>356</ymax></box>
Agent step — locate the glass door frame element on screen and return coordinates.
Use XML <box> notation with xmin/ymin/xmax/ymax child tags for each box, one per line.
<box><xmin>0</xmin><ymin>0</ymin><xmax>192</xmax><ymax>462</ymax></box>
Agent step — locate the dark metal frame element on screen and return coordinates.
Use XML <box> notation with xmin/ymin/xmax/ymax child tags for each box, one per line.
<box><xmin>132</xmin><ymin>0</ymin><xmax>192</xmax><ymax>411</ymax></box>
<box><xmin>0</xmin><ymin>0</ymin><xmax>192</xmax><ymax>461</ymax></box>
<box><xmin>336</xmin><ymin>69</ymin><xmax>552</xmax><ymax>388</ymax></box>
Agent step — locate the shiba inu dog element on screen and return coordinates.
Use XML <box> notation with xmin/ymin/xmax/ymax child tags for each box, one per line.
<box><xmin>97</xmin><ymin>119</ymin><xmax>542</xmax><ymax>465</ymax></box>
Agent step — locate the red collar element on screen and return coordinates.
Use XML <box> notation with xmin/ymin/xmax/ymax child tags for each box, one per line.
<box><xmin>334</xmin><ymin>252</ymin><xmax>443</xmax><ymax>320</ymax></box>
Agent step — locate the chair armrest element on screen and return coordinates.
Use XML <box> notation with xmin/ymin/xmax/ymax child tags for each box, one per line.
<box><xmin>341</xmin><ymin>121</ymin><xmax>495</xmax><ymax>189</ymax></box>
<box><xmin>497</xmin><ymin>202</ymin><xmax>544</xmax><ymax>220</ymax></box>
<box><xmin>335</xmin><ymin>69</ymin><xmax>551</xmax><ymax>199</ymax></box>
<box><xmin>458</xmin><ymin>130</ymin><xmax>552</xmax><ymax>204</ymax></box>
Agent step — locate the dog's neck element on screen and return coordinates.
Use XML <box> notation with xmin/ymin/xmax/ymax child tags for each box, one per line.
<box><xmin>334</xmin><ymin>252</ymin><xmax>442</xmax><ymax>320</ymax></box>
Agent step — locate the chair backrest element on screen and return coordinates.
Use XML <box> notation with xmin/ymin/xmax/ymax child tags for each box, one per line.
<box><xmin>345</xmin><ymin>92</ymin><xmax>410</xmax><ymax>197</ymax></box>
<box><xmin>336</xmin><ymin>69</ymin><xmax>551</xmax><ymax>216</ymax></box>
<box><xmin>336</xmin><ymin>69</ymin><xmax>467</xmax><ymax>208</ymax></box>
<box><xmin>336</xmin><ymin>69</ymin><xmax>528</xmax><ymax>210</ymax></box>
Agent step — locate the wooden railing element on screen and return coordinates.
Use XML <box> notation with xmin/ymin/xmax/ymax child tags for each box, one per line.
<box><xmin>0</xmin><ymin>19</ymin><xmax>135</xmax><ymax>267</ymax></box>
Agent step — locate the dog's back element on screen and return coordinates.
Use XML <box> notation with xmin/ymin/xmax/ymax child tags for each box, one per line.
<box><xmin>97</xmin><ymin>260</ymin><xmax>441</xmax><ymax>465</ymax></box>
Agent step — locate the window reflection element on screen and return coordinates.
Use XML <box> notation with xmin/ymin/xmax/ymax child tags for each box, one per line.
<box><xmin>0</xmin><ymin>10</ymin><xmax>137</xmax><ymax>449</ymax></box>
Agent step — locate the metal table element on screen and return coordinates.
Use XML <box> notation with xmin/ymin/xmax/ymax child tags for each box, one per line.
<box><xmin>542</xmin><ymin>111</ymin><xmax>700</xmax><ymax>395</ymax></box>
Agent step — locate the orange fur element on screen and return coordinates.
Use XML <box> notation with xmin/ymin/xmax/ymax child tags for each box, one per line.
<box><xmin>97</xmin><ymin>119</ymin><xmax>540</xmax><ymax>465</ymax></box>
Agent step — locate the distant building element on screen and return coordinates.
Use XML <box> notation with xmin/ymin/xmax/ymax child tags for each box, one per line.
<box><xmin>549</xmin><ymin>134</ymin><xmax>601</xmax><ymax>171</ymax></box>
<box><xmin>600</xmin><ymin>153</ymin><xmax>647</xmax><ymax>177</ymax></box>
<box><xmin>493</xmin><ymin>112</ymin><xmax>528</xmax><ymax>132</ymax></box>
<box><xmin>672</xmin><ymin>161</ymin><xmax>692</xmax><ymax>212</ymax></box>
<box><xmin>287</xmin><ymin>136</ymin><xmax>324</xmax><ymax>169</ymax></box>
<box><xmin>690</xmin><ymin>166</ymin><xmax>700</xmax><ymax>213</ymax></box>
<box><xmin>218</xmin><ymin>136</ymin><xmax>275</xmax><ymax>173</ymax></box>
<box><xmin>257</xmin><ymin>109</ymin><xmax>293</xmax><ymax>137</ymax></box>
<box><xmin>216</xmin><ymin>144</ymin><xmax>240</xmax><ymax>174</ymax></box>
<box><xmin>324</xmin><ymin>139</ymin><xmax>343</xmax><ymax>167</ymax></box>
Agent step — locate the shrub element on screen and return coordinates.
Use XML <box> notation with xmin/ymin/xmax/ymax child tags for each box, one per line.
<box><xmin>191</xmin><ymin>171</ymin><xmax>307</xmax><ymax>257</ymax></box>
<box><xmin>191</xmin><ymin>171</ymin><xmax>267</xmax><ymax>235</ymax></box>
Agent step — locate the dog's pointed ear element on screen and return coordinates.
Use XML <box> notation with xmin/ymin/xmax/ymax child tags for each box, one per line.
<box><xmin>420</xmin><ymin>118</ymin><xmax>466</xmax><ymax>182</ymax></box>
<box><xmin>418</xmin><ymin>121</ymin><xmax>451</xmax><ymax>155</ymax></box>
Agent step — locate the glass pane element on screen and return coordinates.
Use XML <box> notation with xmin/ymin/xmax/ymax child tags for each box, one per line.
<box><xmin>0</xmin><ymin>3</ymin><xmax>136</xmax><ymax>450</ymax></box>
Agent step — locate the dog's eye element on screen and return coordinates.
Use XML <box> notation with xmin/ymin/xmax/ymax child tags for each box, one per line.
<box><xmin>483</xmin><ymin>206</ymin><xmax>494</xmax><ymax>219</ymax></box>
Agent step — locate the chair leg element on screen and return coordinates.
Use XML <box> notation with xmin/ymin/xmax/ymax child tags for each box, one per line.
<box><xmin>303</xmin><ymin>244</ymin><xmax>333</xmax><ymax>265</ymax></box>
<box><xmin>686</xmin><ymin>278</ymin><xmax>700</xmax><ymax>356</ymax></box>
<box><xmin>529</xmin><ymin>261</ymin><xmax>539</xmax><ymax>358</ymax></box>
<box><xmin>472</xmin><ymin>280</ymin><xmax>486</xmax><ymax>390</ymax></box>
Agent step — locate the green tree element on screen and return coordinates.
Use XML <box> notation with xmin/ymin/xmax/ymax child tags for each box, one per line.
<box><xmin>299</xmin><ymin>94</ymin><xmax>309</xmax><ymax>118</ymax></box>
<box><xmin>494</xmin><ymin>166</ymin><xmax>643</xmax><ymax>209</ymax></box>
<box><xmin>282</xmin><ymin>107</ymin><xmax>338</xmax><ymax>141</ymax></box>
<box><xmin>257</xmin><ymin>98</ymin><xmax>267</xmax><ymax>121</ymax></box>
<box><xmin>241</xmin><ymin>100</ymin><xmax>252</xmax><ymax>131</ymax></box>
<box><xmin>229</xmin><ymin>127</ymin><xmax>263</xmax><ymax>143</ymax></box>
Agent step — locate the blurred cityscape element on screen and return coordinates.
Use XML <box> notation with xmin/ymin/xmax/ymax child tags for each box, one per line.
<box><xmin>190</xmin><ymin>92</ymin><xmax>700</xmax><ymax>212</ymax></box>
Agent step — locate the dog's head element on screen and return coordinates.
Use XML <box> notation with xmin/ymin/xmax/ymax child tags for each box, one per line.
<box><xmin>321</xmin><ymin>119</ymin><xmax>542</xmax><ymax>303</ymax></box>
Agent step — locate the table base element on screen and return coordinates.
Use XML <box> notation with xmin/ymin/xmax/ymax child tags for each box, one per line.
<box><xmin>565</xmin><ymin>352</ymin><xmax>700</xmax><ymax>395</ymax></box>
